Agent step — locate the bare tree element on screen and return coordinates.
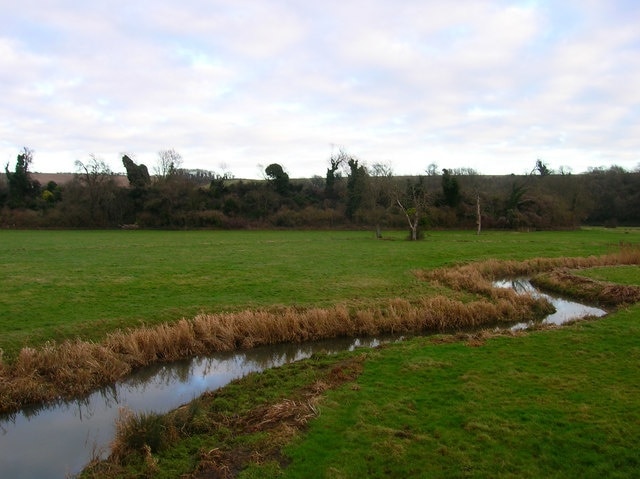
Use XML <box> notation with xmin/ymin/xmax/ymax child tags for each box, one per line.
<box><xmin>369</xmin><ymin>161</ymin><xmax>394</xmax><ymax>238</ymax></box>
<box><xmin>425</xmin><ymin>163</ymin><xmax>439</xmax><ymax>176</ymax></box>
<box><xmin>476</xmin><ymin>193</ymin><xmax>482</xmax><ymax>235</ymax></box>
<box><xmin>396</xmin><ymin>179</ymin><xmax>429</xmax><ymax>241</ymax></box>
<box><xmin>155</xmin><ymin>148</ymin><xmax>183</xmax><ymax>178</ymax></box>
<box><xmin>74</xmin><ymin>155</ymin><xmax>117</xmax><ymax>224</ymax></box>
<box><xmin>75</xmin><ymin>154</ymin><xmax>113</xmax><ymax>186</ymax></box>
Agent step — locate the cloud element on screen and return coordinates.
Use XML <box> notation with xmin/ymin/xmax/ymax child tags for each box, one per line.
<box><xmin>1</xmin><ymin>0</ymin><xmax>639</xmax><ymax>177</ymax></box>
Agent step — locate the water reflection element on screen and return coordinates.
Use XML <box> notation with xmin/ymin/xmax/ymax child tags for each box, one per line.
<box><xmin>493</xmin><ymin>278</ymin><xmax>607</xmax><ymax>329</ymax></box>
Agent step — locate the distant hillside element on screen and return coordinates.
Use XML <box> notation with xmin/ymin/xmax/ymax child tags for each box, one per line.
<box><xmin>31</xmin><ymin>173</ymin><xmax>130</xmax><ymax>187</ymax></box>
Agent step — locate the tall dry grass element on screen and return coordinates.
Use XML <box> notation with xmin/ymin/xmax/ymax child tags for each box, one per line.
<box><xmin>0</xmin><ymin>295</ymin><xmax>548</xmax><ymax>414</ymax></box>
<box><xmin>531</xmin><ymin>269</ymin><xmax>640</xmax><ymax>306</ymax></box>
<box><xmin>418</xmin><ymin>244</ymin><xmax>640</xmax><ymax>294</ymax></box>
<box><xmin>1</xmin><ymin>246</ymin><xmax>638</xmax><ymax>415</ymax></box>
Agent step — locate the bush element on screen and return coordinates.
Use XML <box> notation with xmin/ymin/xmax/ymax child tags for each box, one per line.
<box><xmin>111</xmin><ymin>409</ymin><xmax>178</xmax><ymax>463</ymax></box>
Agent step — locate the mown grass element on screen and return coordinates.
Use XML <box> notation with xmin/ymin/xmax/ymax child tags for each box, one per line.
<box><xmin>2</xmin><ymin>228</ymin><xmax>638</xmax><ymax>361</ymax></box>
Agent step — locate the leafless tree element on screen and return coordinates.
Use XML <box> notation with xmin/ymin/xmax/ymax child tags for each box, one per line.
<box><xmin>369</xmin><ymin>162</ymin><xmax>394</xmax><ymax>238</ymax></box>
<box><xmin>74</xmin><ymin>155</ymin><xmax>117</xmax><ymax>223</ymax></box>
<box><xmin>476</xmin><ymin>193</ymin><xmax>482</xmax><ymax>235</ymax></box>
<box><xmin>155</xmin><ymin>149</ymin><xmax>183</xmax><ymax>178</ymax></box>
<box><xmin>396</xmin><ymin>180</ymin><xmax>429</xmax><ymax>241</ymax></box>
<box><xmin>425</xmin><ymin>163</ymin><xmax>439</xmax><ymax>176</ymax></box>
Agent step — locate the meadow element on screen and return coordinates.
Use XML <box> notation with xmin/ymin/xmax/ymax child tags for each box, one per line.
<box><xmin>1</xmin><ymin>228</ymin><xmax>639</xmax><ymax>477</ymax></box>
<box><xmin>2</xmin><ymin>227</ymin><xmax>637</xmax><ymax>362</ymax></box>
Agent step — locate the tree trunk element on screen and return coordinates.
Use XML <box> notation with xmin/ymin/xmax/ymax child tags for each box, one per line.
<box><xmin>410</xmin><ymin>224</ymin><xmax>418</xmax><ymax>241</ymax></box>
<box><xmin>397</xmin><ymin>198</ymin><xmax>420</xmax><ymax>241</ymax></box>
<box><xmin>476</xmin><ymin>194</ymin><xmax>481</xmax><ymax>235</ymax></box>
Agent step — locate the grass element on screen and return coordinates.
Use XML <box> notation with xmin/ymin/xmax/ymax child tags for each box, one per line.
<box><xmin>81</xmin><ymin>304</ymin><xmax>640</xmax><ymax>478</ymax></box>
<box><xmin>1</xmin><ymin>228</ymin><xmax>639</xmax><ymax>412</ymax></box>
<box><xmin>83</xmin><ymin>352</ymin><xmax>368</xmax><ymax>478</ymax></box>
<box><xmin>2</xmin><ymin>228</ymin><xmax>638</xmax><ymax>361</ymax></box>
<box><xmin>77</xmin><ymin>244</ymin><xmax>640</xmax><ymax>478</ymax></box>
<box><xmin>2</xmin><ymin>227</ymin><xmax>640</xmax><ymax>476</ymax></box>
<box><xmin>281</xmin><ymin>307</ymin><xmax>640</xmax><ymax>479</ymax></box>
<box><xmin>1</xmin><ymin>258</ymin><xmax>555</xmax><ymax>413</ymax></box>
<box><xmin>576</xmin><ymin>265</ymin><xmax>640</xmax><ymax>285</ymax></box>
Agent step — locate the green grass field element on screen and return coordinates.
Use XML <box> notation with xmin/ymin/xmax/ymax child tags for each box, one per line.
<box><xmin>279</xmin><ymin>305</ymin><xmax>640</xmax><ymax>479</ymax></box>
<box><xmin>1</xmin><ymin>228</ymin><xmax>638</xmax><ymax>361</ymax></box>
<box><xmin>81</xmin><ymin>251</ymin><xmax>640</xmax><ymax>478</ymax></box>
<box><xmin>3</xmin><ymin>228</ymin><xmax>638</xmax><ymax>478</ymax></box>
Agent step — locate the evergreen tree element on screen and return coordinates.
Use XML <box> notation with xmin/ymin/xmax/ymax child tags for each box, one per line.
<box><xmin>5</xmin><ymin>147</ymin><xmax>40</xmax><ymax>208</ymax></box>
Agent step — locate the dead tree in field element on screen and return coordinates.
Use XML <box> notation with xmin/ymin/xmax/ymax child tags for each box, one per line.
<box><xmin>476</xmin><ymin>193</ymin><xmax>482</xmax><ymax>235</ymax></box>
<box><xmin>396</xmin><ymin>179</ymin><xmax>430</xmax><ymax>241</ymax></box>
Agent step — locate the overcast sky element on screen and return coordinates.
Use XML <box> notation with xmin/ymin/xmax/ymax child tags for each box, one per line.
<box><xmin>2</xmin><ymin>1</ymin><xmax>639</xmax><ymax>178</ymax></box>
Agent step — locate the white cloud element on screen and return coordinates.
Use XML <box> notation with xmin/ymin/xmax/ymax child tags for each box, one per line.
<box><xmin>1</xmin><ymin>0</ymin><xmax>639</xmax><ymax>177</ymax></box>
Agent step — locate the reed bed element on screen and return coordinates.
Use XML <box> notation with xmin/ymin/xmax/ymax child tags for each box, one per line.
<box><xmin>531</xmin><ymin>269</ymin><xmax>640</xmax><ymax>306</ymax></box>
<box><xmin>1</xmin><ymin>247</ymin><xmax>638</xmax><ymax>415</ymax></box>
<box><xmin>0</xmin><ymin>296</ymin><xmax>547</xmax><ymax>415</ymax></box>
<box><xmin>418</xmin><ymin>244</ymin><xmax>640</xmax><ymax>293</ymax></box>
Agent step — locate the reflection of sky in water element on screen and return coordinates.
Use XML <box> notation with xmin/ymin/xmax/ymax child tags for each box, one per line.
<box><xmin>543</xmin><ymin>297</ymin><xmax>605</xmax><ymax>325</ymax></box>
<box><xmin>493</xmin><ymin>278</ymin><xmax>606</xmax><ymax>330</ymax></box>
<box><xmin>0</xmin><ymin>336</ymin><xmax>386</xmax><ymax>479</ymax></box>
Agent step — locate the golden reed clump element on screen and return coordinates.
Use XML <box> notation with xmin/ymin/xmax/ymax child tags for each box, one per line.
<box><xmin>531</xmin><ymin>268</ymin><xmax>640</xmax><ymax>306</ymax></box>
<box><xmin>1</xmin><ymin>246</ymin><xmax>638</xmax><ymax>415</ymax></box>
<box><xmin>419</xmin><ymin>244</ymin><xmax>640</xmax><ymax>294</ymax></box>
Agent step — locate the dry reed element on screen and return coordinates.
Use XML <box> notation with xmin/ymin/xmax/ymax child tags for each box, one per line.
<box><xmin>419</xmin><ymin>244</ymin><xmax>640</xmax><ymax>293</ymax></box>
<box><xmin>531</xmin><ymin>269</ymin><xmax>640</xmax><ymax>306</ymax></box>
<box><xmin>2</xmin><ymin>246</ymin><xmax>638</xmax><ymax>415</ymax></box>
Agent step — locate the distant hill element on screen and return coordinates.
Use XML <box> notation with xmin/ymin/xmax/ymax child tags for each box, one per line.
<box><xmin>31</xmin><ymin>173</ymin><xmax>130</xmax><ymax>187</ymax></box>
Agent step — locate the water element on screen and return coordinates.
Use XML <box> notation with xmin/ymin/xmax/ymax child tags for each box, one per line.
<box><xmin>0</xmin><ymin>281</ymin><xmax>606</xmax><ymax>478</ymax></box>
<box><xmin>493</xmin><ymin>278</ymin><xmax>607</xmax><ymax>329</ymax></box>
<box><xmin>0</xmin><ymin>337</ymin><xmax>385</xmax><ymax>478</ymax></box>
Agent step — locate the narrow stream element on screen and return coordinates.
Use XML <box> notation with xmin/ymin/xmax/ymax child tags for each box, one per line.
<box><xmin>0</xmin><ymin>337</ymin><xmax>388</xmax><ymax>479</ymax></box>
<box><xmin>0</xmin><ymin>280</ymin><xmax>607</xmax><ymax>478</ymax></box>
<box><xmin>493</xmin><ymin>278</ymin><xmax>606</xmax><ymax>329</ymax></box>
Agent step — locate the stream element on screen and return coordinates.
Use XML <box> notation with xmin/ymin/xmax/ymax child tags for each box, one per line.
<box><xmin>0</xmin><ymin>280</ymin><xmax>606</xmax><ymax>478</ymax></box>
<box><xmin>493</xmin><ymin>278</ymin><xmax>606</xmax><ymax>329</ymax></box>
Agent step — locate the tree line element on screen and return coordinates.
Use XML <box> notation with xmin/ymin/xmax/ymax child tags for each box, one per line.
<box><xmin>2</xmin><ymin>147</ymin><xmax>639</xmax><ymax>237</ymax></box>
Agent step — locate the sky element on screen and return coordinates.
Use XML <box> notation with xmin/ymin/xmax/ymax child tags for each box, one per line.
<box><xmin>1</xmin><ymin>1</ymin><xmax>639</xmax><ymax>179</ymax></box>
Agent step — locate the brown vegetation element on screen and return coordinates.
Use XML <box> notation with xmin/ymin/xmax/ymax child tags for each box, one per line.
<box><xmin>1</xmin><ymin>246</ymin><xmax>639</xmax><ymax>415</ymax></box>
<box><xmin>417</xmin><ymin>243</ymin><xmax>640</xmax><ymax>294</ymax></box>
<box><xmin>531</xmin><ymin>269</ymin><xmax>640</xmax><ymax>306</ymax></box>
<box><xmin>0</xmin><ymin>293</ymin><xmax>550</xmax><ymax>414</ymax></box>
